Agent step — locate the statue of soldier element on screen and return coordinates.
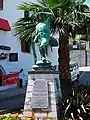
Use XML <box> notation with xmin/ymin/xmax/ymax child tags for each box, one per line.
<box><xmin>34</xmin><ymin>14</ymin><xmax>51</xmax><ymax>59</ymax></box>
<box><xmin>33</xmin><ymin>12</ymin><xmax>54</xmax><ymax>70</ymax></box>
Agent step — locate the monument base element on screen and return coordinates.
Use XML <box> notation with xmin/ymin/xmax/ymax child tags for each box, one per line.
<box><xmin>32</xmin><ymin>58</ymin><xmax>54</xmax><ymax>71</ymax></box>
<box><xmin>23</xmin><ymin>70</ymin><xmax>61</xmax><ymax>120</ymax></box>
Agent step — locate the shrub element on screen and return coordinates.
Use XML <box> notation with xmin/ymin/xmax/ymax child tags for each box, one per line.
<box><xmin>58</xmin><ymin>84</ymin><xmax>90</xmax><ymax>120</ymax></box>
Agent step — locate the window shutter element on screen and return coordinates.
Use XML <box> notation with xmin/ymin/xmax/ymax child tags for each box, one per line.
<box><xmin>25</xmin><ymin>41</ymin><xmax>30</xmax><ymax>53</ymax></box>
<box><xmin>21</xmin><ymin>41</ymin><xmax>31</xmax><ymax>53</ymax></box>
<box><xmin>24</xmin><ymin>11</ymin><xmax>29</xmax><ymax>20</ymax></box>
<box><xmin>21</xmin><ymin>41</ymin><xmax>26</xmax><ymax>53</ymax></box>
<box><xmin>0</xmin><ymin>0</ymin><xmax>3</xmax><ymax>10</ymax></box>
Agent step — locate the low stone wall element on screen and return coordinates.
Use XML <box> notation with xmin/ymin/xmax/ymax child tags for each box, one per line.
<box><xmin>70</xmin><ymin>50</ymin><xmax>90</xmax><ymax>67</ymax></box>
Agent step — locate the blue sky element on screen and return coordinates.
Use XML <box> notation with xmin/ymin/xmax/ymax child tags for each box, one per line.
<box><xmin>84</xmin><ymin>0</ymin><xmax>90</xmax><ymax>7</ymax></box>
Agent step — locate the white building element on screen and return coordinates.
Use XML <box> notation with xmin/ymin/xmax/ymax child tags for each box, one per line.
<box><xmin>0</xmin><ymin>0</ymin><xmax>58</xmax><ymax>90</ymax></box>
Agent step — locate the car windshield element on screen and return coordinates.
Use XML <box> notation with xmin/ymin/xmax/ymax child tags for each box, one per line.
<box><xmin>69</xmin><ymin>62</ymin><xmax>79</xmax><ymax>71</ymax></box>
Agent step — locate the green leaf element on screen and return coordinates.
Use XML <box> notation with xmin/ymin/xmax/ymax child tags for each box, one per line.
<box><xmin>81</xmin><ymin>104</ymin><xmax>86</xmax><ymax>113</ymax></box>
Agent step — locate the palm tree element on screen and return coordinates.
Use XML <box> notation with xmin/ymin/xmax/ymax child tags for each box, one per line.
<box><xmin>14</xmin><ymin>0</ymin><xmax>90</xmax><ymax>97</ymax></box>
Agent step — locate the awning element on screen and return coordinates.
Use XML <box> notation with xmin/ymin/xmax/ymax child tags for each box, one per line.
<box><xmin>0</xmin><ymin>18</ymin><xmax>11</xmax><ymax>31</ymax></box>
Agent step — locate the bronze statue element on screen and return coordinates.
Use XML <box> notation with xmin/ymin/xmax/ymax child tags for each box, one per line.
<box><xmin>32</xmin><ymin>13</ymin><xmax>54</xmax><ymax>70</ymax></box>
<box><xmin>34</xmin><ymin>16</ymin><xmax>51</xmax><ymax>59</ymax></box>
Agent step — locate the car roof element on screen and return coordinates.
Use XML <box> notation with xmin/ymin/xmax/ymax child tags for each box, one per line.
<box><xmin>69</xmin><ymin>61</ymin><xmax>77</xmax><ymax>65</ymax></box>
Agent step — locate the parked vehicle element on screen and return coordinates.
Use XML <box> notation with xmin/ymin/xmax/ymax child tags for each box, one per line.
<box><xmin>70</xmin><ymin>61</ymin><xmax>79</xmax><ymax>81</ymax></box>
<box><xmin>54</xmin><ymin>61</ymin><xmax>79</xmax><ymax>81</ymax></box>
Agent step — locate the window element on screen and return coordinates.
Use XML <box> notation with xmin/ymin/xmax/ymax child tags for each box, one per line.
<box><xmin>24</xmin><ymin>11</ymin><xmax>29</xmax><ymax>20</ymax></box>
<box><xmin>9</xmin><ymin>53</ymin><xmax>18</xmax><ymax>62</ymax></box>
<box><xmin>0</xmin><ymin>0</ymin><xmax>3</xmax><ymax>10</ymax></box>
<box><xmin>73</xmin><ymin>41</ymin><xmax>77</xmax><ymax>45</ymax></box>
<box><xmin>21</xmin><ymin>41</ymin><xmax>30</xmax><ymax>53</ymax></box>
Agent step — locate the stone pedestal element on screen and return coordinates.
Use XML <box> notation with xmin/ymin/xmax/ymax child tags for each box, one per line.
<box><xmin>23</xmin><ymin>70</ymin><xmax>61</xmax><ymax>120</ymax></box>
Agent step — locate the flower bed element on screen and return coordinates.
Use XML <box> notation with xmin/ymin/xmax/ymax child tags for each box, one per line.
<box><xmin>0</xmin><ymin>111</ymin><xmax>35</xmax><ymax>120</ymax></box>
<box><xmin>0</xmin><ymin>113</ymin><xmax>56</xmax><ymax>120</ymax></box>
<box><xmin>0</xmin><ymin>113</ymin><xmax>21</xmax><ymax>120</ymax></box>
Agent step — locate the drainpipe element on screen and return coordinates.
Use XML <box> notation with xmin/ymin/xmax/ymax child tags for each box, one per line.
<box><xmin>85</xmin><ymin>18</ymin><xmax>88</xmax><ymax>66</ymax></box>
<box><xmin>85</xmin><ymin>45</ymin><xmax>87</xmax><ymax>66</ymax></box>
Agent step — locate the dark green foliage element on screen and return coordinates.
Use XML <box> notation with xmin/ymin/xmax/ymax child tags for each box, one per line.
<box><xmin>14</xmin><ymin>0</ymin><xmax>90</xmax><ymax>42</ymax></box>
<box><xmin>58</xmin><ymin>84</ymin><xmax>90</xmax><ymax>120</ymax></box>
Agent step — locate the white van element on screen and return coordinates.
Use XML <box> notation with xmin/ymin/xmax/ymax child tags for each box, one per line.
<box><xmin>69</xmin><ymin>61</ymin><xmax>79</xmax><ymax>81</ymax></box>
<box><xmin>54</xmin><ymin>61</ymin><xmax>79</xmax><ymax>81</ymax></box>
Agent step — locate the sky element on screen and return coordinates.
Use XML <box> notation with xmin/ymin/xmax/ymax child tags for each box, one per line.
<box><xmin>84</xmin><ymin>0</ymin><xmax>90</xmax><ymax>7</ymax></box>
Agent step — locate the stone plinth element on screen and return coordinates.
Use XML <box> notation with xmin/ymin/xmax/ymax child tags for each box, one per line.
<box><xmin>23</xmin><ymin>70</ymin><xmax>61</xmax><ymax>120</ymax></box>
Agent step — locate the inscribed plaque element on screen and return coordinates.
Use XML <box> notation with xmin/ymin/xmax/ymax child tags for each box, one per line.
<box><xmin>31</xmin><ymin>79</ymin><xmax>49</xmax><ymax>109</ymax></box>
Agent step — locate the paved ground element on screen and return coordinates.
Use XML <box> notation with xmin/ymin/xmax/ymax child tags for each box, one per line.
<box><xmin>79</xmin><ymin>71</ymin><xmax>90</xmax><ymax>84</ymax></box>
<box><xmin>0</xmin><ymin>85</ymin><xmax>27</xmax><ymax>112</ymax></box>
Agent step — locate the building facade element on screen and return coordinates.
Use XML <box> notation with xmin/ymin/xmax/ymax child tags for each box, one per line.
<box><xmin>0</xmin><ymin>0</ymin><xmax>58</xmax><ymax>90</ymax></box>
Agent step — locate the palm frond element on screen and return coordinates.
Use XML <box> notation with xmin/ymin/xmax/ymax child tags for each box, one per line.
<box><xmin>14</xmin><ymin>0</ymin><xmax>90</xmax><ymax>44</ymax></box>
<box><xmin>18</xmin><ymin>1</ymin><xmax>49</xmax><ymax>11</ymax></box>
<box><xmin>78</xmin><ymin>11</ymin><xmax>90</xmax><ymax>19</ymax></box>
<box><xmin>13</xmin><ymin>18</ymin><xmax>36</xmax><ymax>43</ymax></box>
<box><xmin>40</xmin><ymin>0</ymin><xmax>60</xmax><ymax>7</ymax></box>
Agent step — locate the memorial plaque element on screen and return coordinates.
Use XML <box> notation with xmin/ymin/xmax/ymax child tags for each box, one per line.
<box><xmin>31</xmin><ymin>79</ymin><xmax>49</xmax><ymax>109</ymax></box>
